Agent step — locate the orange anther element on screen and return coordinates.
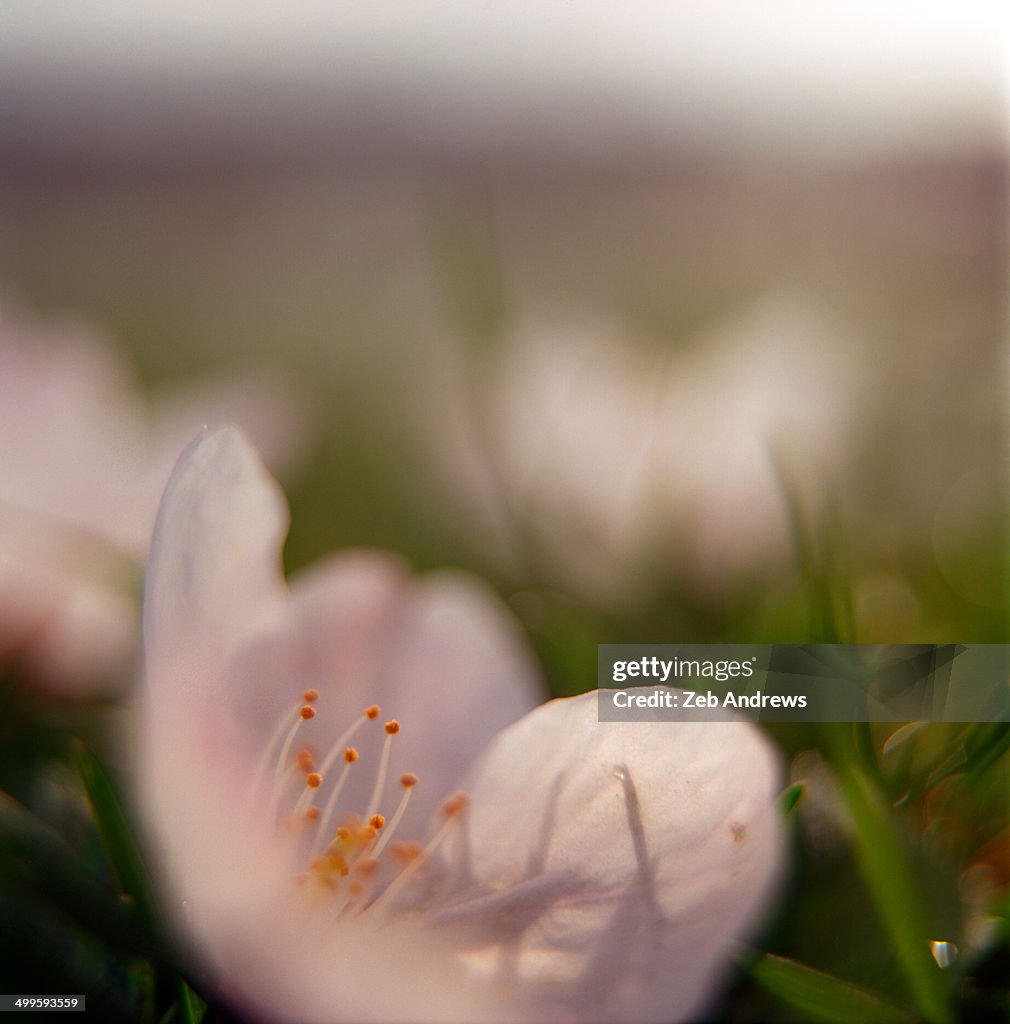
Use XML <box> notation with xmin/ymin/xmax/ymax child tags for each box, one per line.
<box><xmin>306</xmin><ymin>772</ymin><xmax>323</xmax><ymax>789</ymax></box>
<box><xmin>441</xmin><ymin>792</ymin><xmax>468</xmax><ymax>818</ymax></box>
<box><xmin>384</xmin><ymin>720</ymin><xmax>400</xmax><ymax>735</ymax></box>
<box><xmin>354</xmin><ymin>858</ymin><xmax>378</xmax><ymax>878</ymax></box>
<box><xmin>400</xmin><ymin>772</ymin><xmax>418</xmax><ymax>789</ymax></box>
<box><xmin>391</xmin><ymin>841</ymin><xmax>424</xmax><ymax>863</ymax></box>
<box><xmin>304</xmin><ymin>807</ymin><xmax>321</xmax><ymax>823</ymax></box>
<box><xmin>369</xmin><ymin>814</ymin><xmax>386</xmax><ymax>831</ymax></box>
<box><xmin>312</xmin><ymin>854</ymin><xmax>348</xmax><ymax>876</ymax></box>
<box><xmin>300</xmin><ymin>705</ymin><xmax>316</xmax><ymax>720</ymax></box>
<box><xmin>296</xmin><ymin>749</ymin><xmax>315</xmax><ymax>771</ymax></box>
<box><xmin>303</xmin><ymin>688</ymin><xmax>319</xmax><ymax>703</ymax></box>
<box><xmin>343</xmin><ymin>747</ymin><xmax>359</xmax><ymax>764</ymax></box>
<box><xmin>365</xmin><ymin>705</ymin><xmax>380</xmax><ymax>720</ymax></box>
<box><xmin>335</xmin><ymin>825</ymin><xmax>351</xmax><ymax>841</ymax></box>
<box><xmin>358</xmin><ymin>826</ymin><xmax>378</xmax><ymax>843</ymax></box>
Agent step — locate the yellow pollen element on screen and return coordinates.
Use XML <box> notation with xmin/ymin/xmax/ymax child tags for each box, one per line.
<box><xmin>441</xmin><ymin>793</ymin><xmax>468</xmax><ymax>818</ymax></box>
<box><xmin>365</xmin><ymin>705</ymin><xmax>380</xmax><ymax>720</ymax></box>
<box><xmin>391</xmin><ymin>841</ymin><xmax>424</xmax><ymax>864</ymax></box>
<box><xmin>306</xmin><ymin>772</ymin><xmax>323</xmax><ymax>789</ymax></box>
<box><xmin>312</xmin><ymin>854</ymin><xmax>349</xmax><ymax>876</ymax></box>
<box><xmin>300</xmin><ymin>705</ymin><xmax>316</xmax><ymax>720</ymax></box>
<box><xmin>354</xmin><ymin>858</ymin><xmax>379</xmax><ymax>878</ymax></box>
<box><xmin>303</xmin><ymin>689</ymin><xmax>319</xmax><ymax>703</ymax></box>
<box><xmin>384</xmin><ymin>720</ymin><xmax>400</xmax><ymax>735</ymax></box>
<box><xmin>400</xmin><ymin>772</ymin><xmax>417</xmax><ymax>789</ymax></box>
<box><xmin>343</xmin><ymin>747</ymin><xmax>359</xmax><ymax>764</ymax></box>
<box><xmin>369</xmin><ymin>814</ymin><xmax>386</xmax><ymax>831</ymax></box>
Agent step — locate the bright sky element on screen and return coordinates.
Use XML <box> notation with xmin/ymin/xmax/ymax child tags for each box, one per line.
<box><xmin>1</xmin><ymin>2</ymin><xmax>1006</xmax><ymax>156</ymax></box>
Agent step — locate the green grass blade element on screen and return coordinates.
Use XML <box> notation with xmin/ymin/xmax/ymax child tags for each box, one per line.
<box><xmin>960</xmin><ymin>721</ymin><xmax>1010</xmax><ymax>782</ymax></box>
<box><xmin>749</xmin><ymin>954</ymin><xmax>915</xmax><ymax>1023</ymax></box>
<box><xmin>822</xmin><ymin>735</ymin><xmax>952</xmax><ymax>1024</ymax></box>
<box><xmin>779</xmin><ymin>781</ymin><xmax>807</xmax><ymax>817</ymax></box>
<box><xmin>73</xmin><ymin>741</ymin><xmax>157</xmax><ymax>927</ymax></box>
<box><xmin>775</xmin><ymin>467</ymin><xmax>854</xmax><ymax>643</ymax></box>
<box><xmin>0</xmin><ymin>791</ymin><xmax>157</xmax><ymax>958</ymax></box>
<box><xmin>178</xmin><ymin>977</ymin><xmax>206</xmax><ymax>1024</ymax></box>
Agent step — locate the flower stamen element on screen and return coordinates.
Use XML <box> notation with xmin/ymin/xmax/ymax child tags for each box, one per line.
<box><xmin>265</xmin><ymin>697</ymin><xmax>450</xmax><ymax>924</ymax></box>
<box><xmin>366</xmin><ymin>721</ymin><xmax>399</xmax><ymax>819</ymax></box>
<box><xmin>368</xmin><ymin>792</ymin><xmax>468</xmax><ymax>918</ymax></box>
<box><xmin>316</xmin><ymin>706</ymin><xmax>381</xmax><ymax>778</ymax></box>
<box><xmin>291</xmin><ymin>771</ymin><xmax>324</xmax><ymax>818</ymax></box>
<box><xmin>312</xmin><ymin>748</ymin><xmax>361</xmax><ymax>851</ymax></box>
<box><xmin>250</xmin><ymin>695</ymin><xmax>319</xmax><ymax>802</ymax></box>
<box><xmin>272</xmin><ymin>705</ymin><xmax>317</xmax><ymax>797</ymax></box>
<box><xmin>372</xmin><ymin>773</ymin><xmax>418</xmax><ymax>858</ymax></box>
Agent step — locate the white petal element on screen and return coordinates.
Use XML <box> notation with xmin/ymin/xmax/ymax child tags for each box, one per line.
<box><xmin>377</xmin><ymin>569</ymin><xmax>544</xmax><ymax>822</ymax></box>
<box><xmin>144</xmin><ymin>367</ymin><xmax>312</xmax><ymax>527</ymax></box>
<box><xmin>444</xmin><ymin>689</ymin><xmax>785</xmax><ymax>1023</ymax></box>
<box><xmin>139</xmin><ymin>427</ymin><xmax>294</xmax><ymax>953</ymax></box>
<box><xmin>0</xmin><ymin>494</ymin><xmax>140</xmax><ymax>694</ymax></box>
<box><xmin>0</xmin><ymin>303</ymin><xmax>152</xmax><ymax>549</ymax></box>
<box><xmin>290</xmin><ymin>553</ymin><xmax>544</xmax><ymax>831</ymax></box>
<box><xmin>137</xmin><ymin>431</ymin><xmax>546</xmax><ymax>1024</ymax></box>
<box><xmin>204</xmin><ymin>913</ymin><xmax>505</xmax><ymax>1024</ymax></box>
<box><xmin>143</xmin><ymin>426</ymin><xmax>290</xmax><ymax>694</ymax></box>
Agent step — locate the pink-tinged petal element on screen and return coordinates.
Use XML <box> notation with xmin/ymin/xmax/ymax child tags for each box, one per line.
<box><xmin>373</xmin><ymin>569</ymin><xmax>543</xmax><ymax>824</ymax></box>
<box><xmin>0</xmin><ymin>303</ymin><xmax>150</xmax><ymax>550</ymax></box>
<box><xmin>141</xmin><ymin>429</ymin><xmax>293</xmax><ymax>924</ymax></box>
<box><xmin>0</xmin><ymin>546</ymin><xmax>137</xmax><ymax>695</ymax></box>
<box><xmin>289</xmin><ymin>553</ymin><xmax>544</xmax><ymax>831</ymax></box>
<box><xmin>287</xmin><ymin>549</ymin><xmax>415</xmax><ymax>708</ymax></box>
<box><xmin>143</xmin><ymin>367</ymin><xmax>313</xmax><ymax>534</ymax></box>
<box><xmin>443</xmin><ymin>690</ymin><xmax>785</xmax><ymax>1023</ymax></box>
<box><xmin>202</xmin><ymin>913</ymin><xmax>505</xmax><ymax>1024</ymax></box>
<box><xmin>0</xmin><ymin>298</ymin><xmax>314</xmax><ymax>692</ymax></box>
<box><xmin>0</xmin><ymin>300</ymin><xmax>313</xmax><ymax>559</ymax></box>
<box><xmin>0</xmin><ymin>508</ymin><xmax>139</xmax><ymax>695</ymax></box>
<box><xmin>143</xmin><ymin>426</ymin><xmax>291</xmax><ymax>693</ymax></box>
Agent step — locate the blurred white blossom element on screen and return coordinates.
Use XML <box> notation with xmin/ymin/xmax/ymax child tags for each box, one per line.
<box><xmin>424</xmin><ymin>295</ymin><xmax>862</xmax><ymax>606</ymax></box>
<box><xmin>139</xmin><ymin>427</ymin><xmax>785</xmax><ymax>1022</ymax></box>
<box><xmin>0</xmin><ymin>297</ymin><xmax>308</xmax><ymax>693</ymax></box>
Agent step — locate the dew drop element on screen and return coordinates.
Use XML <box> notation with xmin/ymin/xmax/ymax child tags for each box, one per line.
<box><xmin>929</xmin><ymin>939</ymin><xmax>957</xmax><ymax>969</ymax></box>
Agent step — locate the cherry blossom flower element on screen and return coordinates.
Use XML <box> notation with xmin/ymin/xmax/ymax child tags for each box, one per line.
<box><xmin>139</xmin><ymin>426</ymin><xmax>786</xmax><ymax>1023</ymax></box>
<box><xmin>0</xmin><ymin>297</ymin><xmax>306</xmax><ymax>693</ymax></box>
<box><xmin>420</xmin><ymin>295</ymin><xmax>861</xmax><ymax>606</ymax></box>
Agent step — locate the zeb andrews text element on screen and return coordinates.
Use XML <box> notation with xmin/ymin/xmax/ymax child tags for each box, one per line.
<box><xmin>610</xmin><ymin>689</ymin><xmax>809</xmax><ymax>709</ymax></box>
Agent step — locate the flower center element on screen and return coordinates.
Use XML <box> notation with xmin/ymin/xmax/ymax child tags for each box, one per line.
<box><xmin>256</xmin><ymin>689</ymin><xmax>467</xmax><ymax>920</ymax></box>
